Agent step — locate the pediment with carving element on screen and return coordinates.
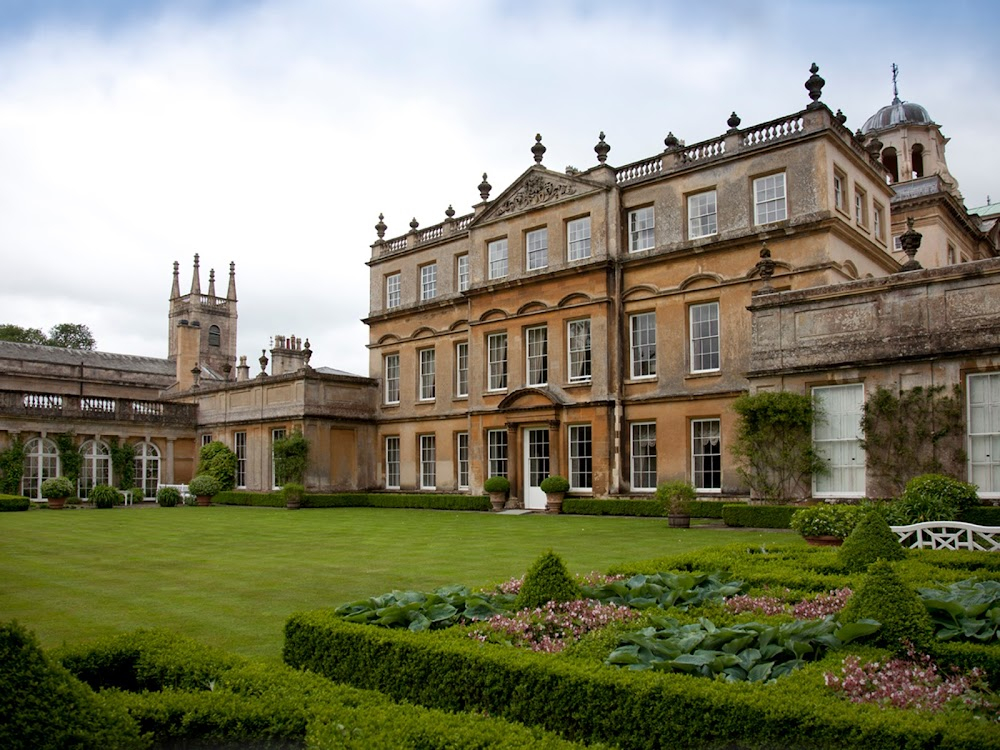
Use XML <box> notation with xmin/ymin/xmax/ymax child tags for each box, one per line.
<box><xmin>473</xmin><ymin>167</ymin><xmax>606</xmax><ymax>226</ymax></box>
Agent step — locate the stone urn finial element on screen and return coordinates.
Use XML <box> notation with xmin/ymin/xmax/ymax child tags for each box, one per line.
<box><xmin>664</xmin><ymin>131</ymin><xmax>680</xmax><ymax>150</ymax></box>
<box><xmin>531</xmin><ymin>133</ymin><xmax>546</xmax><ymax>164</ymax></box>
<box><xmin>727</xmin><ymin>112</ymin><xmax>741</xmax><ymax>131</ymax></box>
<box><xmin>374</xmin><ymin>213</ymin><xmax>387</xmax><ymax>240</ymax></box>
<box><xmin>259</xmin><ymin>349</ymin><xmax>269</xmax><ymax>376</ymax></box>
<box><xmin>898</xmin><ymin>217</ymin><xmax>923</xmax><ymax>272</ymax></box>
<box><xmin>594</xmin><ymin>131</ymin><xmax>610</xmax><ymax>163</ymax></box>
<box><xmin>805</xmin><ymin>62</ymin><xmax>825</xmax><ymax>108</ymax></box>
<box><xmin>478</xmin><ymin>172</ymin><xmax>491</xmax><ymax>201</ymax></box>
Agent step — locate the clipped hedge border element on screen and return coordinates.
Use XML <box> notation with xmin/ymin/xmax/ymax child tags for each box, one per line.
<box><xmin>722</xmin><ymin>503</ymin><xmax>798</xmax><ymax>529</ymax></box>
<box><xmin>283</xmin><ymin>610</ymin><xmax>1000</xmax><ymax>750</ymax></box>
<box><xmin>0</xmin><ymin>494</ymin><xmax>30</xmax><ymax>512</ymax></box>
<box><xmin>55</xmin><ymin>629</ymin><xmax>588</xmax><ymax>749</ymax></box>
<box><xmin>212</xmin><ymin>491</ymin><xmax>490</xmax><ymax>512</ymax></box>
<box><xmin>961</xmin><ymin>505</ymin><xmax>1000</xmax><ymax>526</ymax></box>
<box><xmin>562</xmin><ymin>497</ymin><xmax>662</xmax><ymax>516</ymax></box>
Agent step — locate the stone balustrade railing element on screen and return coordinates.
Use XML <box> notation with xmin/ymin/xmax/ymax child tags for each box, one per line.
<box><xmin>1</xmin><ymin>390</ymin><xmax>194</xmax><ymax>426</ymax></box>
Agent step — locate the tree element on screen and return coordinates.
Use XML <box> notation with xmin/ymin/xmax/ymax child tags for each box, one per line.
<box><xmin>46</xmin><ymin>323</ymin><xmax>96</xmax><ymax>350</ymax></box>
<box><xmin>730</xmin><ymin>391</ymin><xmax>827</xmax><ymax>503</ymax></box>
<box><xmin>0</xmin><ymin>324</ymin><xmax>47</xmax><ymax>345</ymax></box>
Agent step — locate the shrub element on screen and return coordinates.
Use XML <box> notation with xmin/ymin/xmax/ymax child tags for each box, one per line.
<box><xmin>839</xmin><ymin>510</ymin><xmax>906</xmax><ymax>572</ymax></box>
<box><xmin>89</xmin><ymin>484</ymin><xmax>121</xmax><ymax>509</ymax></box>
<box><xmin>513</xmin><ymin>551</ymin><xmax>582</xmax><ymax>610</ymax></box>
<box><xmin>562</xmin><ymin>497</ymin><xmax>663</xmax><ymax>516</ymax></box>
<box><xmin>188</xmin><ymin>474</ymin><xmax>222</xmax><ymax>498</ymax></box>
<box><xmin>655</xmin><ymin>480</ymin><xmax>696</xmax><ymax>515</ymax></box>
<box><xmin>0</xmin><ymin>494</ymin><xmax>30</xmax><ymax>512</ymax></box>
<box><xmin>0</xmin><ymin>620</ymin><xmax>143</xmax><ymax>749</ymax></box>
<box><xmin>0</xmin><ymin>439</ymin><xmax>25</xmax><ymax>495</ymax></box>
<box><xmin>196</xmin><ymin>441</ymin><xmax>237</xmax><ymax>492</ymax></box>
<box><xmin>892</xmin><ymin>474</ymin><xmax>979</xmax><ymax>524</ymax></box>
<box><xmin>272</xmin><ymin>431</ymin><xmax>309</xmax><ymax>485</ymax></box>
<box><xmin>730</xmin><ymin>391</ymin><xmax>826</xmax><ymax>502</ymax></box>
<box><xmin>539</xmin><ymin>475</ymin><xmax>570</xmax><ymax>494</ymax></box>
<box><xmin>790</xmin><ymin>503</ymin><xmax>862</xmax><ymax>539</ymax></box>
<box><xmin>282</xmin><ymin>483</ymin><xmax>305</xmax><ymax>506</ymax></box>
<box><xmin>128</xmin><ymin>486</ymin><xmax>145</xmax><ymax>502</ymax></box>
<box><xmin>483</xmin><ymin>476</ymin><xmax>510</xmax><ymax>493</ymax></box>
<box><xmin>839</xmin><ymin>560</ymin><xmax>934</xmax><ymax>652</ymax></box>
<box><xmin>40</xmin><ymin>476</ymin><xmax>75</xmax><ymax>499</ymax></box>
<box><xmin>156</xmin><ymin>486</ymin><xmax>181</xmax><ymax>507</ymax></box>
<box><xmin>721</xmin><ymin>503</ymin><xmax>797</xmax><ymax>529</ymax></box>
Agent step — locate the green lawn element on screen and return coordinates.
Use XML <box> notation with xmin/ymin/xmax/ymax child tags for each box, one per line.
<box><xmin>0</xmin><ymin>505</ymin><xmax>794</xmax><ymax>662</ymax></box>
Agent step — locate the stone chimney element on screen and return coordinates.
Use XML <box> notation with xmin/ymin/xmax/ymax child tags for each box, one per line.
<box><xmin>174</xmin><ymin>319</ymin><xmax>202</xmax><ymax>390</ymax></box>
<box><xmin>270</xmin><ymin>334</ymin><xmax>310</xmax><ymax>375</ymax></box>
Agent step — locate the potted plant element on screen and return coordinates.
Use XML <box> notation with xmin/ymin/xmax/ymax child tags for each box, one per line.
<box><xmin>484</xmin><ymin>476</ymin><xmax>510</xmax><ymax>512</ymax></box>
<box><xmin>156</xmin><ymin>486</ymin><xmax>181</xmax><ymax>507</ymax></box>
<box><xmin>188</xmin><ymin>474</ymin><xmax>221</xmax><ymax>507</ymax></box>
<box><xmin>40</xmin><ymin>476</ymin><xmax>75</xmax><ymax>510</ymax></box>
<box><xmin>657</xmin><ymin>480</ymin><xmax>696</xmax><ymax>528</ymax></box>
<box><xmin>88</xmin><ymin>484</ymin><xmax>121</xmax><ymax>509</ymax></box>
<box><xmin>789</xmin><ymin>503</ymin><xmax>861</xmax><ymax>545</ymax></box>
<box><xmin>539</xmin><ymin>475</ymin><xmax>570</xmax><ymax>514</ymax></box>
<box><xmin>283</xmin><ymin>482</ymin><xmax>305</xmax><ymax>510</ymax></box>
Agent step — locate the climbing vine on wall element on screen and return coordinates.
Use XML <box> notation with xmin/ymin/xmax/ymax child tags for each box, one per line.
<box><xmin>0</xmin><ymin>438</ymin><xmax>25</xmax><ymax>495</ymax></box>
<box><xmin>55</xmin><ymin>434</ymin><xmax>82</xmax><ymax>484</ymax></box>
<box><xmin>860</xmin><ymin>385</ymin><xmax>966</xmax><ymax>499</ymax></box>
<box><xmin>108</xmin><ymin>438</ymin><xmax>136</xmax><ymax>490</ymax></box>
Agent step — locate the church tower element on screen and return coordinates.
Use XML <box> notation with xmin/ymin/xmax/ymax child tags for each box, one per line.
<box><xmin>168</xmin><ymin>255</ymin><xmax>238</xmax><ymax>387</ymax></box>
<box><xmin>860</xmin><ymin>64</ymin><xmax>961</xmax><ymax>200</ymax></box>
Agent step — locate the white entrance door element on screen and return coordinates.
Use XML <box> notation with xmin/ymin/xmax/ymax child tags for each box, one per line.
<box><xmin>813</xmin><ymin>383</ymin><xmax>865</xmax><ymax>497</ymax></box>
<box><xmin>523</xmin><ymin>428</ymin><xmax>550</xmax><ymax>510</ymax></box>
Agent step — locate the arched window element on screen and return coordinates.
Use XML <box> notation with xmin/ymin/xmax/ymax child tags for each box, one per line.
<box><xmin>208</xmin><ymin>325</ymin><xmax>221</xmax><ymax>347</ymax></box>
<box><xmin>881</xmin><ymin>147</ymin><xmax>899</xmax><ymax>183</ymax></box>
<box><xmin>79</xmin><ymin>440</ymin><xmax>111</xmax><ymax>499</ymax></box>
<box><xmin>133</xmin><ymin>442</ymin><xmax>161</xmax><ymax>499</ymax></box>
<box><xmin>912</xmin><ymin>144</ymin><xmax>924</xmax><ymax>178</ymax></box>
<box><xmin>21</xmin><ymin>437</ymin><xmax>59</xmax><ymax>500</ymax></box>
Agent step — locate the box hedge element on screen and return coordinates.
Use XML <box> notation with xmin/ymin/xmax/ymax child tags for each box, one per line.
<box><xmin>721</xmin><ymin>503</ymin><xmax>798</xmax><ymax>528</ymax></box>
<box><xmin>0</xmin><ymin>494</ymin><xmax>30</xmax><ymax>512</ymax></box>
<box><xmin>961</xmin><ymin>505</ymin><xmax>1000</xmax><ymax>526</ymax></box>
<box><xmin>211</xmin><ymin>491</ymin><xmax>490</xmax><ymax>511</ymax></box>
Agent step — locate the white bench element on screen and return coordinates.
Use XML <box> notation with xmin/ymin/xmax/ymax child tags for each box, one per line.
<box><xmin>890</xmin><ymin>521</ymin><xmax>1000</xmax><ymax>552</ymax></box>
<box><xmin>158</xmin><ymin>484</ymin><xmax>193</xmax><ymax>504</ymax></box>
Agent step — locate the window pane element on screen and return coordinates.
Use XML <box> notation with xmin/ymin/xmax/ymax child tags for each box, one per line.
<box><xmin>419</xmin><ymin>349</ymin><xmax>435</xmax><ymax>400</ymax></box>
<box><xmin>385</xmin><ymin>437</ymin><xmax>400</xmax><ymax>489</ymax></box>
<box><xmin>455</xmin><ymin>342</ymin><xmax>468</xmax><ymax>397</ymax></box>
<box><xmin>488</xmin><ymin>239</ymin><xmax>508</xmax><ymax>279</ymax></box>
<box><xmin>630</xmin><ymin>422</ymin><xmax>657</xmax><ymax>491</ymax></box>
<box><xmin>569</xmin><ymin>424</ymin><xmax>592</xmax><ymax>490</ymax></box>
<box><xmin>568</xmin><ymin>319</ymin><xmax>592</xmax><ymax>382</ymax></box>
<box><xmin>457</xmin><ymin>433</ymin><xmax>469</xmax><ymax>489</ymax></box>
<box><xmin>420</xmin><ymin>435</ymin><xmax>436</xmax><ymax>489</ymax></box>
<box><xmin>488</xmin><ymin>333</ymin><xmax>508</xmax><ymax>391</ymax></box>
<box><xmin>629</xmin><ymin>207</ymin><xmax>655</xmax><ymax>251</ymax></box>
<box><xmin>488</xmin><ymin>430</ymin><xmax>508</xmax><ymax>478</ymax></box>
<box><xmin>385</xmin><ymin>354</ymin><xmax>400</xmax><ymax>404</ymax></box>
<box><xmin>630</xmin><ymin>312</ymin><xmax>656</xmax><ymax>378</ymax></box>
<box><xmin>754</xmin><ymin>173</ymin><xmax>786</xmax><ymax>224</ymax></box>
<box><xmin>386</xmin><ymin>273</ymin><xmax>401</xmax><ymax>309</ymax></box>
<box><xmin>687</xmin><ymin>191</ymin><xmax>717</xmax><ymax>239</ymax></box>
<box><xmin>690</xmin><ymin>302</ymin><xmax>720</xmax><ymax>372</ymax></box>
<box><xmin>526</xmin><ymin>228</ymin><xmax>548</xmax><ymax>270</ymax></box>
<box><xmin>567</xmin><ymin>217</ymin><xmax>591</xmax><ymax>261</ymax></box>
<box><xmin>526</xmin><ymin>326</ymin><xmax>548</xmax><ymax>386</ymax></box>
<box><xmin>457</xmin><ymin>255</ymin><xmax>469</xmax><ymax>292</ymax></box>
<box><xmin>420</xmin><ymin>264</ymin><xmax>437</xmax><ymax>301</ymax></box>
<box><xmin>692</xmin><ymin>419</ymin><xmax>721</xmax><ymax>491</ymax></box>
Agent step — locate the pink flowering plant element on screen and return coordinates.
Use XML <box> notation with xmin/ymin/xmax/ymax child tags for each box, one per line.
<box><xmin>725</xmin><ymin>588</ymin><xmax>853</xmax><ymax>619</ymax></box>
<box><xmin>468</xmin><ymin>598</ymin><xmax>640</xmax><ymax>653</ymax></box>
<box><xmin>825</xmin><ymin>644</ymin><xmax>997</xmax><ymax>717</ymax></box>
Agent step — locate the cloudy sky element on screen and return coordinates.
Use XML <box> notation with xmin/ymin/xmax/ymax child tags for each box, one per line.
<box><xmin>1</xmin><ymin>0</ymin><xmax>997</xmax><ymax>377</ymax></box>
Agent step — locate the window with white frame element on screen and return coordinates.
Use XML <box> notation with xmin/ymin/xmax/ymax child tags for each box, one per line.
<box><xmin>384</xmin><ymin>353</ymin><xmax>400</xmax><ymax>404</ymax></box>
<box><xmin>968</xmin><ymin>373</ymin><xmax>1000</xmax><ymax>496</ymax></box>
<box><xmin>21</xmin><ymin>437</ymin><xmax>59</xmax><ymax>499</ymax></box>
<box><xmin>418</xmin><ymin>348</ymin><xmax>435</xmax><ymax>401</ymax></box>
<box><xmin>629</xmin><ymin>312</ymin><xmax>656</xmax><ymax>379</ymax></box>
<box><xmin>567</xmin><ymin>216</ymin><xmax>591</xmax><ymax>261</ymax></box>
<box><xmin>690</xmin><ymin>301</ymin><xmax>720</xmax><ymax>373</ymax></box>
<box><xmin>488</xmin><ymin>332</ymin><xmax>508</xmax><ymax>391</ymax></box>
<box><xmin>385</xmin><ymin>436</ymin><xmax>400</xmax><ymax>489</ymax></box>
<box><xmin>526</xmin><ymin>228</ymin><xmax>548</xmax><ymax>270</ymax></box>
<box><xmin>271</xmin><ymin>428</ymin><xmax>286</xmax><ymax>489</ymax></box>
<box><xmin>488</xmin><ymin>429</ymin><xmax>508</xmax><ymax>479</ymax></box>
<box><xmin>569</xmin><ymin>424</ymin><xmax>592</xmax><ymax>491</ymax></box>
<box><xmin>873</xmin><ymin>202</ymin><xmax>884</xmax><ymax>240</ymax></box>
<box><xmin>420</xmin><ymin>263</ymin><xmax>437</xmax><ymax>301</ymax></box>
<box><xmin>134</xmin><ymin>441</ymin><xmax>160</xmax><ymax>499</ymax></box>
<box><xmin>419</xmin><ymin>434</ymin><xmax>436</xmax><ymax>489</ymax></box>
<box><xmin>567</xmin><ymin>319</ymin><xmax>591</xmax><ymax>383</ymax></box>
<box><xmin>234</xmin><ymin>431</ymin><xmax>247</xmax><ymax>489</ymax></box>
<box><xmin>456</xmin><ymin>254</ymin><xmax>469</xmax><ymax>292</ymax></box>
<box><xmin>455</xmin><ymin>342</ymin><xmax>468</xmax><ymax>398</ymax></box>
<box><xmin>79</xmin><ymin>439</ymin><xmax>111</xmax><ymax>499</ymax></box>
<box><xmin>200</xmin><ymin>434</ymin><xmax>213</xmax><ymax>448</ymax></box>
<box><xmin>691</xmin><ymin>419</ymin><xmax>721</xmax><ymax>491</ymax></box>
<box><xmin>488</xmin><ymin>238</ymin><xmax>508</xmax><ymax>279</ymax></box>
<box><xmin>526</xmin><ymin>326</ymin><xmax>548</xmax><ymax>386</ymax></box>
<box><xmin>812</xmin><ymin>384</ymin><xmax>865</xmax><ymax>497</ymax></box>
<box><xmin>687</xmin><ymin>190</ymin><xmax>717</xmax><ymax>239</ymax></box>
<box><xmin>630</xmin><ymin>422</ymin><xmax>657</xmax><ymax>491</ymax></box>
<box><xmin>628</xmin><ymin>206</ymin><xmax>655</xmax><ymax>252</ymax></box>
<box><xmin>833</xmin><ymin>170</ymin><xmax>846</xmax><ymax>212</ymax></box>
<box><xmin>753</xmin><ymin>173</ymin><xmax>786</xmax><ymax>225</ymax></box>
<box><xmin>457</xmin><ymin>432</ymin><xmax>469</xmax><ymax>490</ymax></box>
<box><xmin>386</xmin><ymin>273</ymin><xmax>401</xmax><ymax>309</ymax></box>
<box><xmin>854</xmin><ymin>185</ymin><xmax>867</xmax><ymax>227</ymax></box>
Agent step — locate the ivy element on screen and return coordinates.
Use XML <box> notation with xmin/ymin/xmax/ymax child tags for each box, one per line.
<box><xmin>0</xmin><ymin>438</ymin><xmax>25</xmax><ymax>495</ymax></box>
<box><xmin>55</xmin><ymin>434</ymin><xmax>82</xmax><ymax>484</ymax></box>
<box><xmin>272</xmin><ymin>431</ymin><xmax>309</xmax><ymax>486</ymax></box>
<box><xmin>860</xmin><ymin>385</ymin><xmax>966</xmax><ymax>498</ymax></box>
<box><xmin>108</xmin><ymin>438</ymin><xmax>136</xmax><ymax>490</ymax></box>
<box><xmin>730</xmin><ymin>391</ymin><xmax>827</xmax><ymax>502</ymax></box>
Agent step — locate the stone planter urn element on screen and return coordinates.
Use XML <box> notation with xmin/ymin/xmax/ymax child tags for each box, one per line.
<box><xmin>488</xmin><ymin>491</ymin><xmax>507</xmax><ymax>512</ymax></box>
<box><xmin>544</xmin><ymin>492</ymin><xmax>565</xmax><ymax>514</ymax></box>
<box><xmin>539</xmin><ymin>476</ymin><xmax>570</xmax><ymax>515</ymax></box>
<box><xmin>483</xmin><ymin>476</ymin><xmax>511</xmax><ymax>513</ymax></box>
<box><xmin>40</xmin><ymin>477</ymin><xmax>75</xmax><ymax>511</ymax></box>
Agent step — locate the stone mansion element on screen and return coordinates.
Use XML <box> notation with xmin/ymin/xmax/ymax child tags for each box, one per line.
<box><xmin>2</xmin><ymin>65</ymin><xmax>999</xmax><ymax>505</ymax></box>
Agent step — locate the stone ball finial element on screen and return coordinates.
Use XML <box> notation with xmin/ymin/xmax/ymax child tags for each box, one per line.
<box><xmin>727</xmin><ymin>112</ymin><xmax>741</xmax><ymax>131</ymax></box>
<box><xmin>445</xmin><ymin>204</ymin><xmax>455</xmax><ymax>219</ymax></box>
<box><xmin>531</xmin><ymin>133</ymin><xmax>546</xmax><ymax>164</ymax></box>
<box><xmin>594</xmin><ymin>131</ymin><xmax>610</xmax><ymax>164</ymax></box>
<box><xmin>409</xmin><ymin>217</ymin><xmax>419</xmax><ymax>232</ymax></box>
<box><xmin>478</xmin><ymin>172</ymin><xmax>492</xmax><ymax>201</ymax></box>
<box><xmin>805</xmin><ymin>62</ymin><xmax>825</xmax><ymax>107</ymax></box>
<box><xmin>664</xmin><ymin>131</ymin><xmax>679</xmax><ymax>150</ymax></box>
<box><xmin>375</xmin><ymin>213</ymin><xmax>387</xmax><ymax>240</ymax></box>
<box><xmin>173</xmin><ymin>260</ymin><xmax>179</xmax><ymax>273</ymax></box>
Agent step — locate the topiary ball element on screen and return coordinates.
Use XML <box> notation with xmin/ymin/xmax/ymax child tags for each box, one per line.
<box><xmin>513</xmin><ymin>550</ymin><xmax>582</xmax><ymax>611</ymax></box>
<box><xmin>839</xmin><ymin>560</ymin><xmax>934</xmax><ymax>652</ymax></box>
<box><xmin>838</xmin><ymin>510</ymin><xmax>906</xmax><ymax>572</ymax></box>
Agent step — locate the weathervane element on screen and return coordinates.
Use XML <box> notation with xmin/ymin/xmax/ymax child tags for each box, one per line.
<box><xmin>891</xmin><ymin>63</ymin><xmax>900</xmax><ymax>104</ymax></box>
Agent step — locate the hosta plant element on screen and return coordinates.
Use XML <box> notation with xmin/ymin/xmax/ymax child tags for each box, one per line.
<box><xmin>917</xmin><ymin>579</ymin><xmax>1000</xmax><ymax>642</ymax></box>
<box><xmin>581</xmin><ymin>571</ymin><xmax>745</xmax><ymax>611</ymax></box>
<box><xmin>606</xmin><ymin>615</ymin><xmax>880</xmax><ymax>682</ymax></box>
<box><xmin>334</xmin><ymin>585</ymin><xmax>511</xmax><ymax>632</ymax></box>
